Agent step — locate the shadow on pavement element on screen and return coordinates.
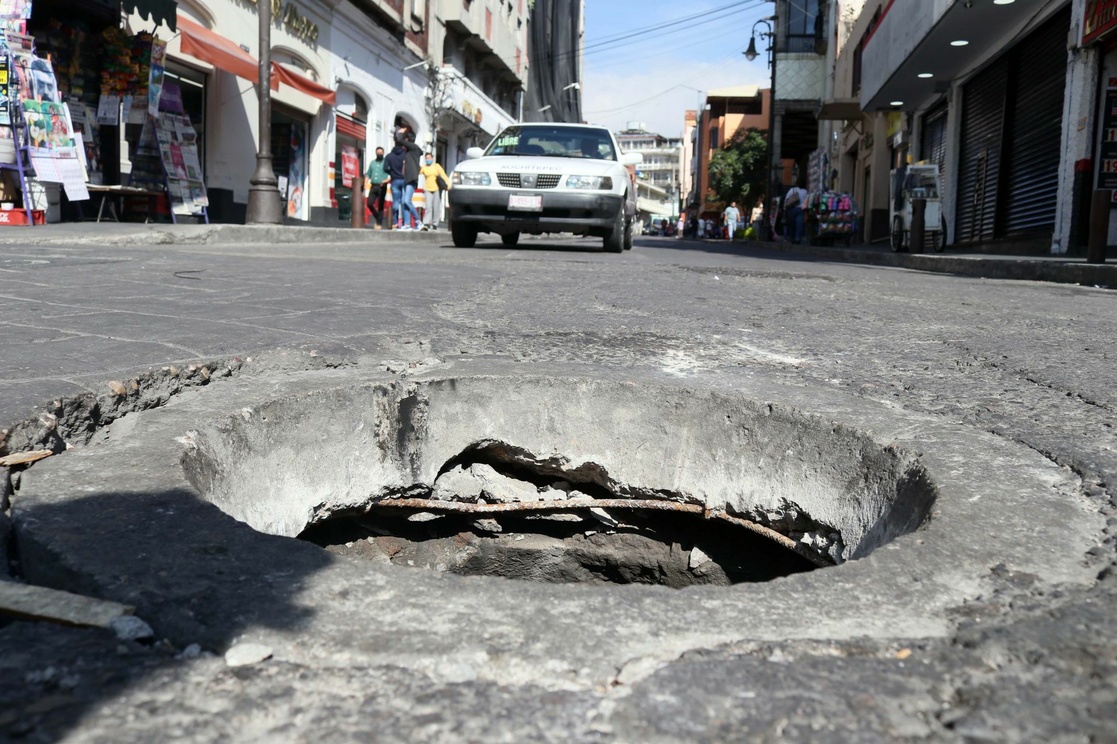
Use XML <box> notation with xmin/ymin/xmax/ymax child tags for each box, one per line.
<box><xmin>3</xmin><ymin>487</ymin><xmax>334</xmax><ymax>742</ymax></box>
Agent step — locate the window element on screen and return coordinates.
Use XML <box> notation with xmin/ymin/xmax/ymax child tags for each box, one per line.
<box><xmin>786</xmin><ymin>0</ymin><xmax>822</xmax><ymax>53</ymax></box>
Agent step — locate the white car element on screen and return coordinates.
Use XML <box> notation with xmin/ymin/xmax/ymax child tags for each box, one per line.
<box><xmin>448</xmin><ymin>123</ymin><xmax>643</xmax><ymax>252</ymax></box>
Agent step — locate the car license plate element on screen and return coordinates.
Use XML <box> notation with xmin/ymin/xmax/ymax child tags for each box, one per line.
<box><xmin>508</xmin><ymin>194</ymin><xmax>542</xmax><ymax>211</ymax></box>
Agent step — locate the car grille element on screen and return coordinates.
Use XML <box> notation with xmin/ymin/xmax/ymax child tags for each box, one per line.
<box><xmin>496</xmin><ymin>173</ymin><xmax>563</xmax><ymax>189</ymax></box>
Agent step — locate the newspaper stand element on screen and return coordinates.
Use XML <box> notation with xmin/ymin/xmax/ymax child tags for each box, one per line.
<box><xmin>127</xmin><ymin>110</ymin><xmax>209</xmax><ymax>225</ymax></box>
<box><xmin>0</xmin><ymin>46</ymin><xmax>41</xmax><ymax>227</ymax></box>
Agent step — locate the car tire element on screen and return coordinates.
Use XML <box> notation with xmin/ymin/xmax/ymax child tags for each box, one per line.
<box><xmin>603</xmin><ymin>207</ymin><xmax>625</xmax><ymax>253</ymax></box>
<box><xmin>501</xmin><ymin>232</ymin><xmax>520</xmax><ymax>246</ymax></box>
<box><xmin>623</xmin><ymin>216</ymin><xmax>634</xmax><ymax>250</ymax></box>
<box><xmin>451</xmin><ymin>221</ymin><xmax>478</xmax><ymax>248</ymax></box>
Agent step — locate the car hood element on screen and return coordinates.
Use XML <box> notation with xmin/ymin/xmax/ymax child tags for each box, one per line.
<box><xmin>457</xmin><ymin>156</ymin><xmax>618</xmax><ymax>176</ymax></box>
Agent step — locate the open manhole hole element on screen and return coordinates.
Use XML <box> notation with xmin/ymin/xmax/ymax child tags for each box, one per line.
<box><xmin>185</xmin><ymin>377</ymin><xmax>936</xmax><ymax>588</ymax></box>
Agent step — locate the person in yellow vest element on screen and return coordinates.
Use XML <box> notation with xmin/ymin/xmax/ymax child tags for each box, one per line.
<box><xmin>419</xmin><ymin>153</ymin><xmax>451</xmax><ymax>231</ymax></box>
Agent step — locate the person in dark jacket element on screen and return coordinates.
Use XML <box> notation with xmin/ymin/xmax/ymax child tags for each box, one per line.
<box><xmin>383</xmin><ymin>143</ymin><xmax>408</xmax><ymax>230</ymax></box>
<box><xmin>395</xmin><ymin>126</ymin><xmax>423</xmax><ymax>230</ymax></box>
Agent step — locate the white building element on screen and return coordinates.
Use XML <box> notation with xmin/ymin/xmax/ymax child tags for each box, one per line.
<box><xmin>112</xmin><ymin>0</ymin><xmax>527</xmax><ymax>225</ymax></box>
<box><xmin>616</xmin><ymin>123</ymin><xmax>683</xmax><ymax>217</ymax></box>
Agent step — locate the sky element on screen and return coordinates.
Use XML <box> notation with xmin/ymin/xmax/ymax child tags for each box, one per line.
<box><xmin>581</xmin><ymin>0</ymin><xmax>776</xmax><ymax>138</ymax></box>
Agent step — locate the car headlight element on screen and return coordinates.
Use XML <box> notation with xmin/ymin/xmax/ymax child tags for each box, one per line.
<box><xmin>452</xmin><ymin>171</ymin><xmax>491</xmax><ymax>186</ymax></box>
<box><xmin>565</xmin><ymin>175</ymin><xmax>613</xmax><ymax>190</ymax></box>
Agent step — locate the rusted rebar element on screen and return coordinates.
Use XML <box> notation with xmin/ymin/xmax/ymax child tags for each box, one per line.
<box><xmin>372</xmin><ymin>497</ymin><xmax>834</xmax><ymax>567</ymax></box>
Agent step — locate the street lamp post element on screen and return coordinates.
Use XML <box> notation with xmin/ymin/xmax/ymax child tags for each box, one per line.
<box><xmin>745</xmin><ymin>17</ymin><xmax>776</xmax><ymax>240</ymax></box>
<box><xmin>246</xmin><ymin>0</ymin><xmax>282</xmax><ymax>224</ymax></box>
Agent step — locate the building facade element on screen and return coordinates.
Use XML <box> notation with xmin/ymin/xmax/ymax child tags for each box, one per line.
<box><xmin>770</xmin><ymin>0</ymin><xmax>838</xmax><ymax>202</ymax></box>
<box><xmin>858</xmin><ymin>0</ymin><xmax>1076</xmax><ymax>253</ymax></box>
<box><xmin>616</xmin><ymin>123</ymin><xmax>683</xmax><ymax>221</ymax></box>
<box><xmin>687</xmin><ymin>86</ymin><xmax>770</xmax><ymax>221</ymax></box>
<box><xmin>68</xmin><ymin>0</ymin><xmax>530</xmax><ymax>226</ymax></box>
<box><xmin>819</xmin><ymin>0</ymin><xmax>892</xmax><ymax>242</ymax></box>
<box><xmin>523</xmin><ymin>0</ymin><xmax>583</xmax><ymax>124</ymax></box>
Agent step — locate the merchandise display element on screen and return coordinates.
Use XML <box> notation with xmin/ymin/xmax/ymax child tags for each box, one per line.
<box><xmin>808</xmin><ymin>191</ymin><xmax>859</xmax><ymax>246</ymax></box>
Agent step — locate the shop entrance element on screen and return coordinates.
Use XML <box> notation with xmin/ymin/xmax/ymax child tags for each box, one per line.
<box><xmin>334</xmin><ymin>114</ymin><xmax>366</xmax><ymax>223</ymax></box>
<box><xmin>272</xmin><ymin>107</ymin><xmax>310</xmax><ymax>221</ymax></box>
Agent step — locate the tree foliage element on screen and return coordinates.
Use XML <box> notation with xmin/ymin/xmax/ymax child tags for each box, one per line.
<box><xmin>707</xmin><ymin>128</ymin><xmax>769</xmax><ymax>209</ymax></box>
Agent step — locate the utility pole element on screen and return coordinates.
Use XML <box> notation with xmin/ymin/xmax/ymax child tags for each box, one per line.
<box><xmin>246</xmin><ymin>0</ymin><xmax>282</xmax><ymax>224</ymax></box>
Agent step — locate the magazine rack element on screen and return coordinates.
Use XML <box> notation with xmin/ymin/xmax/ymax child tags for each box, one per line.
<box><xmin>0</xmin><ymin>49</ymin><xmax>41</xmax><ymax>227</ymax></box>
<box><xmin>127</xmin><ymin>110</ymin><xmax>209</xmax><ymax>225</ymax></box>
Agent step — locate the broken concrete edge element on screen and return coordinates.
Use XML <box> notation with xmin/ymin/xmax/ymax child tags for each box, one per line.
<box><xmin>192</xmin><ymin>377</ymin><xmax>922</xmax><ymax>563</ymax></box>
<box><xmin>0</xmin><ymin>358</ymin><xmax>248</xmax><ymax>459</ymax></box>
<box><xmin>9</xmin><ymin>362</ymin><xmax>1104</xmax><ymax>687</ymax></box>
<box><xmin>0</xmin><ymin>356</ymin><xmax>256</xmax><ymax>585</ymax></box>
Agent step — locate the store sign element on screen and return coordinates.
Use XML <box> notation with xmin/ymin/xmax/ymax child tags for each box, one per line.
<box><xmin>460</xmin><ymin>99</ymin><xmax>483</xmax><ymax>126</ymax></box>
<box><xmin>886</xmin><ymin>112</ymin><xmax>902</xmax><ymax>139</ymax></box>
<box><xmin>246</xmin><ymin>0</ymin><xmax>320</xmax><ymax>42</ymax></box>
<box><xmin>1083</xmin><ymin>0</ymin><xmax>1117</xmax><ymax>45</ymax></box>
<box><xmin>1098</xmin><ymin>83</ymin><xmax>1117</xmax><ymax>189</ymax></box>
<box><xmin>341</xmin><ymin>145</ymin><xmax>358</xmax><ymax>188</ymax></box>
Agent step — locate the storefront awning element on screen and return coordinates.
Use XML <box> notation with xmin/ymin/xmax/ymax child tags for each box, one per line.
<box><xmin>177</xmin><ymin>16</ymin><xmax>267</xmax><ymax>86</ymax></box>
<box><xmin>176</xmin><ymin>16</ymin><xmax>334</xmax><ymax>105</ymax></box>
<box><xmin>272</xmin><ymin>63</ymin><xmax>336</xmax><ymax>106</ymax></box>
<box><xmin>816</xmin><ymin>98</ymin><xmax>863</xmax><ymax>121</ymax></box>
<box><xmin>127</xmin><ymin>0</ymin><xmax>177</xmax><ymax>31</ymax></box>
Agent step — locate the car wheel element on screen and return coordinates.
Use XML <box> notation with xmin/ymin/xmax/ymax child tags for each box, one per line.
<box><xmin>623</xmin><ymin>216</ymin><xmax>634</xmax><ymax>250</ymax></box>
<box><xmin>451</xmin><ymin>221</ymin><xmax>478</xmax><ymax>248</ymax></box>
<box><xmin>501</xmin><ymin>232</ymin><xmax>520</xmax><ymax>247</ymax></box>
<box><xmin>603</xmin><ymin>207</ymin><xmax>624</xmax><ymax>253</ymax></box>
<box><xmin>890</xmin><ymin>216</ymin><xmax>905</xmax><ymax>253</ymax></box>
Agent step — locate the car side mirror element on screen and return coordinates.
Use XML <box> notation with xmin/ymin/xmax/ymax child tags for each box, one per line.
<box><xmin>621</xmin><ymin>152</ymin><xmax>644</xmax><ymax>166</ymax></box>
<box><xmin>466</xmin><ymin>147</ymin><xmax>485</xmax><ymax>160</ymax></box>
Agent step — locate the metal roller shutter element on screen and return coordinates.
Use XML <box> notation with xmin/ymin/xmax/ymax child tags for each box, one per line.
<box><xmin>956</xmin><ymin>58</ymin><xmax>1008</xmax><ymax>244</ymax></box>
<box><xmin>920</xmin><ymin>101</ymin><xmax>949</xmax><ymax>200</ymax></box>
<box><xmin>1003</xmin><ymin>8</ymin><xmax>1070</xmax><ymax>236</ymax></box>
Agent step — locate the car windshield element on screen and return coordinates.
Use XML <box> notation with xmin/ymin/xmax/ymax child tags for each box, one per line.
<box><xmin>484</xmin><ymin>126</ymin><xmax>618</xmax><ymax>161</ymax></box>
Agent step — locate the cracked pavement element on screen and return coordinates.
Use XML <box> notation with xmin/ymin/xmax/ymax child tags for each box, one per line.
<box><xmin>0</xmin><ymin>234</ymin><xmax>1115</xmax><ymax>742</ymax></box>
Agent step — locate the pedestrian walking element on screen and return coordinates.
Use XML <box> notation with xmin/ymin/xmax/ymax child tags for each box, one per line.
<box><xmin>676</xmin><ymin>215</ymin><xmax>685</xmax><ymax>237</ymax></box>
<box><xmin>784</xmin><ymin>180</ymin><xmax>809</xmax><ymax>245</ymax></box>
<box><xmin>723</xmin><ymin>201</ymin><xmax>741</xmax><ymax>240</ymax></box>
<box><xmin>365</xmin><ymin>147</ymin><xmax>390</xmax><ymax>229</ymax></box>
<box><xmin>420</xmin><ymin>153</ymin><xmax>450</xmax><ymax>231</ymax></box>
<box><xmin>383</xmin><ymin>143</ymin><xmax>407</xmax><ymax>230</ymax></box>
<box><xmin>398</xmin><ymin>127</ymin><xmax>423</xmax><ymax>230</ymax></box>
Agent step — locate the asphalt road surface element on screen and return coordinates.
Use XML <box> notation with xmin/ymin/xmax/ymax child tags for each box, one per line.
<box><xmin>1</xmin><ymin>232</ymin><xmax>1115</xmax><ymax>742</ymax></box>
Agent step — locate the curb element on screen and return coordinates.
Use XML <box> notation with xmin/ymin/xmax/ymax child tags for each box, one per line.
<box><xmin>748</xmin><ymin>240</ymin><xmax>1117</xmax><ymax>287</ymax></box>
<box><xmin>0</xmin><ymin>223</ymin><xmax>446</xmax><ymax>247</ymax></box>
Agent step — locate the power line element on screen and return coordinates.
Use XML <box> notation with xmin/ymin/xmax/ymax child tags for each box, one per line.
<box><xmin>582</xmin><ymin>0</ymin><xmax>760</xmax><ymax>51</ymax></box>
<box><xmin>549</xmin><ymin>0</ymin><xmax>765</xmax><ymax>63</ymax></box>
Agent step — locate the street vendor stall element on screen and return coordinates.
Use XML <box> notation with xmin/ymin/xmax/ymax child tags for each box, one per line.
<box><xmin>807</xmin><ymin>191</ymin><xmax>859</xmax><ymax>246</ymax></box>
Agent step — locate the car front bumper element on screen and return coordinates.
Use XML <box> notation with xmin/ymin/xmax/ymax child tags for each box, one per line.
<box><xmin>448</xmin><ymin>189</ymin><xmax>624</xmax><ymax>234</ymax></box>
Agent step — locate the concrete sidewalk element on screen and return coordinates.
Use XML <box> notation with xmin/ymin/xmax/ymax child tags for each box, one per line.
<box><xmin>2</xmin><ymin>221</ymin><xmax>1114</xmax><ymax>286</ymax></box>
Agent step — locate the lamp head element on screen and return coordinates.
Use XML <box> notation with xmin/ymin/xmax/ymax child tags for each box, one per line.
<box><xmin>744</xmin><ymin>37</ymin><xmax>759</xmax><ymax>62</ymax></box>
